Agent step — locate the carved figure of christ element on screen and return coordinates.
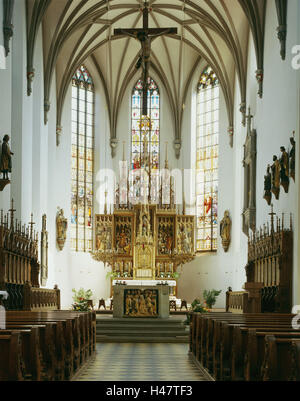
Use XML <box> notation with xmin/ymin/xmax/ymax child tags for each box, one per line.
<box><xmin>114</xmin><ymin>2</ymin><xmax>177</xmax><ymax>115</ymax></box>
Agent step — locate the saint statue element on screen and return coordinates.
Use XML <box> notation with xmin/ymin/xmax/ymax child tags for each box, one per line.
<box><xmin>263</xmin><ymin>165</ymin><xmax>272</xmax><ymax>205</ymax></box>
<box><xmin>271</xmin><ymin>155</ymin><xmax>280</xmax><ymax>200</ymax></box>
<box><xmin>279</xmin><ymin>146</ymin><xmax>289</xmax><ymax>193</ymax></box>
<box><xmin>0</xmin><ymin>135</ymin><xmax>14</xmax><ymax>180</ymax></box>
<box><xmin>289</xmin><ymin>137</ymin><xmax>295</xmax><ymax>182</ymax></box>
<box><xmin>220</xmin><ymin>210</ymin><xmax>231</xmax><ymax>252</ymax></box>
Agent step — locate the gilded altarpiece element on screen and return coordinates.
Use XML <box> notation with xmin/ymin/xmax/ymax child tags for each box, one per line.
<box><xmin>93</xmin><ymin>204</ymin><xmax>195</xmax><ymax>293</ymax></box>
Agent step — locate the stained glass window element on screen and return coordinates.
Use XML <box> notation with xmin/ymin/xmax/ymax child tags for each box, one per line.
<box><xmin>130</xmin><ymin>77</ymin><xmax>160</xmax><ymax>203</ymax></box>
<box><xmin>71</xmin><ymin>65</ymin><xmax>94</xmax><ymax>252</ymax></box>
<box><xmin>196</xmin><ymin>67</ymin><xmax>219</xmax><ymax>252</ymax></box>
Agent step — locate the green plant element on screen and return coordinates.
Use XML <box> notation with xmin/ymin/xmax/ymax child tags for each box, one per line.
<box><xmin>72</xmin><ymin>288</ymin><xmax>93</xmax><ymax>311</ymax></box>
<box><xmin>203</xmin><ymin>289</ymin><xmax>221</xmax><ymax>309</ymax></box>
<box><xmin>105</xmin><ymin>271</ymin><xmax>119</xmax><ymax>280</ymax></box>
<box><xmin>184</xmin><ymin>298</ymin><xmax>208</xmax><ymax>325</ymax></box>
<box><xmin>170</xmin><ymin>272</ymin><xmax>180</xmax><ymax>279</ymax></box>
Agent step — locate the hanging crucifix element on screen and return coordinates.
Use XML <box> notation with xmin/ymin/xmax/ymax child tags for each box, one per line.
<box><xmin>114</xmin><ymin>1</ymin><xmax>177</xmax><ymax>115</ymax></box>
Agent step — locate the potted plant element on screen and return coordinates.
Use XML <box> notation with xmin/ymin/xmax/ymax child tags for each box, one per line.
<box><xmin>72</xmin><ymin>288</ymin><xmax>93</xmax><ymax>311</ymax></box>
<box><xmin>203</xmin><ymin>289</ymin><xmax>222</xmax><ymax>309</ymax></box>
<box><xmin>184</xmin><ymin>298</ymin><xmax>208</xmax><ymax>325</ymax></box>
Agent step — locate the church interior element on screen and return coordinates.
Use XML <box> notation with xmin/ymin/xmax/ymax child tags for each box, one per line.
<box><xmin>0</xmin><ymin>0</ymin><xmax>300</xmax><ymax>382</ymax></box>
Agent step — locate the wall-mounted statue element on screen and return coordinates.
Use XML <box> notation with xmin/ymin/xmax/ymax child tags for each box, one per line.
<box><xmin>271</xmin><ymin>155</ymin><xmax>280</xmax><ymax>200</ymax></box>
<box><xmin>263</xmin><ymin>165</ymin><xmax>272</xmax><ymax>205</ymax></box>
<box><xmin>220</xmin><ymin>210</ymin><xmax>231</xmax><ymax>252</ymax></box>
<box><xmin>279</xmin><ymin>146</ymin><xmax>289</xmax><ymax>193</ymax></box>
<box><xmin>56</xmin><ymin>208</ymin><xmax>68</xmax><ymax>251</ymax></box>
<box><xmin>0</xmin><ymin>135</ymin><xmax>14</xmax><ymax>180</ymax></box>
<box><xmin>289</xmin><ymin>135</ymin><xmax>295</xmax><ymax>182</ymax></box>
<box><xmin>40</xmin><ymin>214</ymin><xmax>49</xmax><ymax>286</ymax></box>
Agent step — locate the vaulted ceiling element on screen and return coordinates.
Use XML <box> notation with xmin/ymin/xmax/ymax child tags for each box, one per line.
<box><xmin>25</xmin><ymin>0</ymin><xmax>269</xmax><ymax>154</ymax></box>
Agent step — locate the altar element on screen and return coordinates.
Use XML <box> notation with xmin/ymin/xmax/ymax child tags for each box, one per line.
<box><xmin>113</xmin><ymin>284</ymin><xmax>170</xmax><ymax>318</ymax></box>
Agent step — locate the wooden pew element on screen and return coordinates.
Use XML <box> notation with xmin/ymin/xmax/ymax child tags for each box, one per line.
<box><xmin>0</xmin><ymin>332</ymin><xmax>25</xmax><ymax>381</ymax></box>
<box><xmin>0</xmin><ymin>327</ymin><xmax>41</xmax><ymax>380</ymax></box>
<box><xmin>4</xmin><ymin>310</ymin><xmax>95</xmax><ymax>381</ymax></box>
<box><xmin>190</xmin><ymin>312</ymin><xmax>300</xmax><ymax>381</ymax></box>
<box><xmin>234</xmin><ymin>329</ymin><xmax>300</xmax><ymax>381</ymax></box>
<box><xmin>290</xmin><ymin>341</ymin><xmax>300</xmax><ymax>381</ymax></box>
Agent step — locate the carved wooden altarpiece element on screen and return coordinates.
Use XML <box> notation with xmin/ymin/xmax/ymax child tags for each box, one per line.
<box><xmin>93</xmin><ymin>203</ymin><xmax>195</xmax><ymax>294</ymax></box>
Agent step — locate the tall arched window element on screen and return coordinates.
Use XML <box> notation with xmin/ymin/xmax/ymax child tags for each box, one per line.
<box><xmin>71</xmin><ymin>66</ymin><xmax>94</xmax><ymax>252</ymax></box>
<box><xmin>130</xmin><ymin>77</ymin><xmax>160</xmax><ymax>202</ymax></box>
<box><xmin>196</xmin><ymin>67</ymin><xmax>219</xmax><ymax>252</ymax></box>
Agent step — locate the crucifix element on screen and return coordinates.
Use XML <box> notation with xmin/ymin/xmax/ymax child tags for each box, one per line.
<box><xmin>114</xmin><ymin>1</ymin><xmax>177</xmax><ymax>115</ymax></box>
<box><xmin>8</xmin><ymin>198</ymin><xmax>16</xmax><ymax>229</ymax></box>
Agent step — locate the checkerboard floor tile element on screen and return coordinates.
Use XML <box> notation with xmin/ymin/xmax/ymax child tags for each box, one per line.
<box><xmin>73</xmin><ymin>343</ymin><xmax>208</xmax><ymax>381</ymax></box>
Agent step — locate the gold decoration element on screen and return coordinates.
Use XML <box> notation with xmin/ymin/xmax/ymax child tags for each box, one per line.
<box><xmin>124</xmin><ymin>289</ymin><xmax>158</xmax><ymax>317</ymax></box>
<box><xmin>92</xmin><ymin>202</ymin><xmax>196</xmax><ymax>288</ymax></box>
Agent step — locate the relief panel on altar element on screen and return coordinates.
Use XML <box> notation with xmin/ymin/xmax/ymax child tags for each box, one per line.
<box><xmin>115</xmin><ymin>216</ymin><xmax>133</xmax><ymax>255</ymax></box>
<box><xmin>124</xmin><ymin>289</ymin><xmax>158</xmax><ymax>317</ymax></box>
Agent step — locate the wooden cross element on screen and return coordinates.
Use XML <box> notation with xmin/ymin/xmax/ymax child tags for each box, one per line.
<box><xmin>114</xmin><ymin>1</ymin><xmax>177</xmax><ymax>115</ymax></box>
<box><xmin>28</xmin><ymin>213</ymin><xmax>35</xmax><ymax>239</ymax></box>
<box><xmin>8</xmin><ymin>198</ymin><xmax>16</xmax><ymax>229</ymax></box>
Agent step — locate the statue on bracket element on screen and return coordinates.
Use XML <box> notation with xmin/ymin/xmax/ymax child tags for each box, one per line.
<box><xmin>263</xmin><ymin>165</ymin><xmax>272</xmax><ymax>205</ymax></box>
<box><xmin>271</xmin><ymin>155</ymin><xmax>280</xmax><ymax>200</ymax></box>
<box><xmin>0</xmin><ymin>135</ymin><xmax>14</xmax><ymax>180</ymax></box>
<box><xmin>289</xmin><ymin>134</ymin><xmax>295</xmax><ymax>182</ymax></box>
<box><xmin>279</xmin><ymin>146</ymin><xmax>289</xmax><ymax>193</ymax></box>
<box><xmin>220</xmin><ymin>210</ymin><xmax>231</xmax><ymax>252</ymax></box>
<box><xmin>56</xmin><ymin>208</ymin><xmax>68</xmax><ymax>251</ymax></box>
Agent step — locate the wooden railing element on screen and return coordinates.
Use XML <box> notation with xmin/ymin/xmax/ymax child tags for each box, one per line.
<box><xmin>23</xmin><ymin>283</ymin><xmax>60</xmax><ymax>311</ymax></box>
<box><xmin>226</xmin><ymin>291</ymin><xmax>249</xmax><ymax>314</ymax></box>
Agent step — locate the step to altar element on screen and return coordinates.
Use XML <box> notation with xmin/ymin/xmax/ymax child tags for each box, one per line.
<box><xmin>96</xmin><ymin>316</ymin><xmax>189</xmax><ymax>343</ymax></box>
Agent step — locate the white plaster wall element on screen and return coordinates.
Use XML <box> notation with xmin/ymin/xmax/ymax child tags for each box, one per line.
<box><xmin>177</xmin><ymin>60</ymin><xmax>245</xmax><ymax>308</ymax></box>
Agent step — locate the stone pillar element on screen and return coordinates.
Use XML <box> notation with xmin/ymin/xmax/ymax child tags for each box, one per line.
<box><xmin>11</xmin><ymin>0</ymin><xmax>33</xmax><ymax>222</ymax></box>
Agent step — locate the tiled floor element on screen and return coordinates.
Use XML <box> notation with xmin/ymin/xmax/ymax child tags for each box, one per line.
<box><xmin>73</xmin><ymin>343</ymin><xmax>208</xmax><ymax>381</ymax></box>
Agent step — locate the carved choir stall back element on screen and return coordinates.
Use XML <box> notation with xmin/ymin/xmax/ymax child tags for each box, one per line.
<box><xmin>226</xmin><ymin>207</ymin><xmax>293</xmax><ymax>314</ymax></box>
<box><xmin>0</xmin><ymin>201</ymin><xmax>60</xmax><ymax>311</ymax></box>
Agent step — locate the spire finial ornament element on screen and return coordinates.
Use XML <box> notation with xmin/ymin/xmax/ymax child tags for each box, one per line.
<box><xmin>104</xmin><ymin>191</ymin><xmax>108</xmax><ymax>215</ymax></box>
<box><xmin>269</xmin><ymin>204</ymin><xmax>275</xmax><ymax>235</ymax></box>
<box><xmin>246</xmin><ymin>107</ymin><xmax>253</xmax><ymax>132</ymax></box>
<box><xmin>28</xmin><ymin>213</ymin><xmax>36</xmax><ymax>239</ymax></box>
<box><xmin>8</xmin><ymin>198</ymin><xmax>16</xmax><ymax>229</ymax></box>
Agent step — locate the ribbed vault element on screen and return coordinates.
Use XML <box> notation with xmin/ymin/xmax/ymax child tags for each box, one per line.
<box><xmin>25</xmin><ymin>0</ymin><xmax>269</xmax><ymax>155</ymax></box>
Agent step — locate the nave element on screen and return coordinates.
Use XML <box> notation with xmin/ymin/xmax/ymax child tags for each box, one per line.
<box><xmin>73</xmin><ymin>343</ymin><xmax>208</xmax><ymax>382</ymax></box>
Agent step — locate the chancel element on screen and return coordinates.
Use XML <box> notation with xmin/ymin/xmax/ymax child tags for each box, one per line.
<box><xmin>0</xmin><ymin>0</ymin><xmax>300</xmax><ymax>383</ymax></box>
